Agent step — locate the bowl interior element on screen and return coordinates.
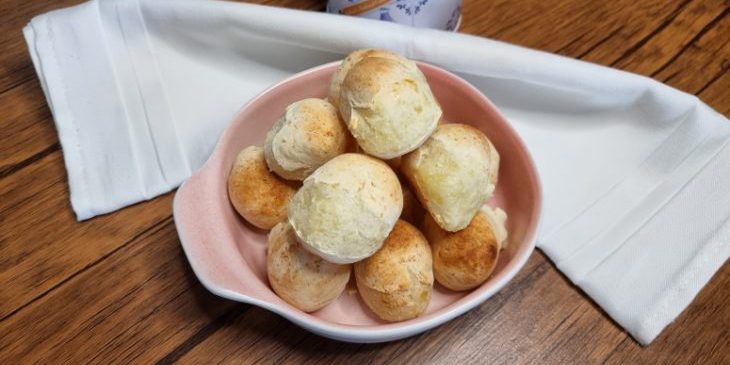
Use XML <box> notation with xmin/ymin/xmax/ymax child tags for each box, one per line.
<box><xmin>176</xmin><ymin>62</ymin><xmax>540</xmax><ymax>329</ymax></box>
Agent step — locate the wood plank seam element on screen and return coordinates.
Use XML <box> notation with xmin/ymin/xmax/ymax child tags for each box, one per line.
<box><xmin>422</xmin><ymin>259</ymin><xmax>554</xmax><ymax>361</ymax></box>
<box><xmin>662</xmin><ymin>70</ymin><xmax>682</xmax><ymax>85</ymax></box>
<box><xmin>598</xmin><ymin>337</ymin><xmax>631</xmax><ymax>365</ymax></box>
<box><xmin>0</xmin><ymin>141</ymin><xmax>60</xmax><ymax>178</ymax></box>
<box><xmin>45</xmin><ymin>219</ymin><xmax>178</xmax><ymax>355</ymax></box>
<box><xmin>0</xmin><ymin>215</ymin><xmax>173</xmax><ymax>323</ymax></box>
<box><xmin>61</xmin><ymin>248</ymin><xmax>170</xmax><ymax>340</ymax></box>
<box><xmin>0</xmin><ymin>155</ymin><xmax>63</xmax><ymax>219</ymax></box>
<box><xmin>609</xmin><ymin>0</ymin><xmax>694</xmax><ymax>67</ymax></box>
<box><xmin>651</xmin><ymin>8</ymin><xmax>730</xmax><ymax>79</ymax></box>
<box><xmin>576</xmin><ymin>26</ymin><xmax>625</xmax><ymax>60</ymax></box>
<box><xmin>86</xmin><ymin>283</ymin><xmax>193</xmax><ymax>364</ymax></box>
<box><xmin>155</xmin><ymin>306</ymin><xmax>251</xmax><ymax>365</ymax></box>
<box><xmin>543</xmin><ymin>300</ymin><xmax>585</xmax><ymax>338</ymax></box>
<box><xmin>696</xmin><ymin>62</ymin><xmax>729</xmax><ymax>96</ymax></box>
<box><xmin>487</xmin><ymin>15</ymin><xmax>535</xmax><ymax>38</ymax></box>
<box><xmin>214</xmin><ymin>321</ymin><xmax>272</xmax><ymax>364</ymax></box>
<box><xmin>382</xmin><ymin>334</ymin><xmax>424</xmax><ymax>364</ymax></box>
<box><xmin>0</xmin><ymin>72</ymin><xmax>34</xmax><ymax>96</ymax></box>
<box><xmin>256</xmin><ymin>332</ymin><xmax>312</xmax><ymax>364</ymax></box>
<box><xmin>539</xmin><ymin>305</ymin><xmax>593</xmax><ymax>356</ymax></box>
<box><xmin>554</xmin><ymin>31</ymin><xmax>589</xmax><ymax>55</ymax></box>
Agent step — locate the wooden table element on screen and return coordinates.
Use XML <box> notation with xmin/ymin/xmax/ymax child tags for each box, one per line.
<box><xmin>1</xmin><ymin>0</ymin><xmax>728</xmax><ymax>363</ymax></box>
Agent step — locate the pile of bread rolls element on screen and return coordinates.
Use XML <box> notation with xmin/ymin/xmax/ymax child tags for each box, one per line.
<box><xmin>228</xmin><ymin>49</ymin><xmax>508</xmax><ymax>322</ymax></box>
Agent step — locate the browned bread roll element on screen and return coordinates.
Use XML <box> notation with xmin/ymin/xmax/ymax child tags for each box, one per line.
<box><xmin>227</xmin><ymin>146</ymin><xmax>297</xmax><ymax>229</ymax></box>
<box><xmin>354</xmin><ymin>220</ymin><xmax>433</xmax><ymax>321</ymax></box>
<box><xmin>264</xmin><ymin>98</ymin><xmax>349</xmax><ymax>180</ymax></box>
<box><xmin>267</xmin><ymin>222</ymin><xmax>351</xmax><ymax>312</ymax></box>
<box><xmin>328</xmin><ymin>48</ymin><xmax>418</xmax><ymax>110</ymax></box>
<box><xmin>422</xmin><ymin>210</ymin><xmax>502</xmax><ymax>291</ymax></box>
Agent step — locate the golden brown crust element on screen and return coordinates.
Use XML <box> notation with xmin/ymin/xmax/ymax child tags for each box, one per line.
<box><xmin>354</xmin><ymin>220</ymin><xmax>433</xmax><ymax>321</ymax></box>
<box><xmin>264</xmin><ymin>99</ymin><xmax>348</xmax><ymax>181</ymax></box>
<box><xmin>329</xmin><ymin>49</ymin><xmax>416</xmax><ymax>111</ymax></box>
<box><xmin>267</xmin><ymin>222</ymin><xmax>351</xmax><ymax>312</ymax></box>
<box><xmin>228</xmin><ymin>146</ymin><xmax>298</xmax><ymax>229</ymax></box>
<box><xmin>422</xmin><ymin>211</ymin><xmax>500</xmax><ymax>291</ymax></box>
<box><xmin>287</xmin><ymin>100</ymin><xmax>342</xmax><ymax>152</ymax></box>
<box><xmin>341</xmin><ymin>57</ymin><xmax>393</xmax><ymax>98</ymax></box>
<box><xmin>338</xmin><ymin>56</ymin><xmax>440</xmax><ymax>159</ymax></box>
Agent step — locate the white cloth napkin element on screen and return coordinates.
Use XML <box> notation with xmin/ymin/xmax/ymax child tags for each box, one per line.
<box><xmin>24</xmin><ymin>0</ymin><xmax>729</xmax><ymax>345</ymax></box>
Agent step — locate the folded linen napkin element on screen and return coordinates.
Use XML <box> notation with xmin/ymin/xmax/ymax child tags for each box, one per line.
<box><xmin>24</xmin><ymin>0</ymin><xmax>729</xmax><ymax>345</ymax></box>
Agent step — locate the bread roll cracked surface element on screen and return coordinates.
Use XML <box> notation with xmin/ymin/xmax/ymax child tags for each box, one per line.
<box><xmin>264</xmin><ymin>98</ymin><xmax>348</xmax><ymax>181</ymax></box>
<box><xmin>288</xmin><ymin>153</ymin><xmax>403</xmax><ymax>264</ymax></box>
<box><xmin>328</xmin><ymin>49</ymin><xmax>418</xmax><ymax>111</ymax></box>
<box><xmin>267</xmin><ymin>222</ymin><xmax>351</xmax><ymax>312</ymax></box>
<box><xmin>354</xmin><ymin>220</ymin><xmax>433</xmax><ymax>322</ymax></box>
<box><xmin>402</xmin><ymin>123</ymin><xmax>500</xmax><ymax>232</ymax></box>
<box><xmin>228</xmin><ymin>146</ymin><xmax>297</xmax><ymax>230</ymax></box>
<box><xmin>339</xmin><ymin>56</ymin><xmax>441</xmax><ymax>159</ymax></box>
<box><xmin>423</xmin><ymin>210</ymin><xmax>505</xmax><ymax>291</ymax></box>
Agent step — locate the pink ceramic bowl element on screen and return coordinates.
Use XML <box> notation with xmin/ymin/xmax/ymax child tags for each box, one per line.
<box><xmin>173</xmin><ymin>61</ymin><xmax>542</xmax><ymax>343</ymax></box>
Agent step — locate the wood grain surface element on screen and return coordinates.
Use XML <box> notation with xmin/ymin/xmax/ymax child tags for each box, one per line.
<box><xmin>1</xmin><ymin>0</ymin><xmax>728</xmax><ymax>364</ymax></box>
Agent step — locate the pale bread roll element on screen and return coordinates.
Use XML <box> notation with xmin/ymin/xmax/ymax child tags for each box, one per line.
<box><xmin>288</xmin><ymin>153</ymin><xmax>403</xmax><ymax>264</ymax></box>
<box><xmin>267</xmin><ymin>222</ymin><xmax>351</xmax><ymax>312</ymax></box>
<box><xmin>328</xmin><ymin>48</ymin><xmax>418</xmax><ymax>111</ymax></box>
<box><xmin>422</xmin><ymin>210</ymin><xmax>504</xmax><ymax>291</ymax></box>
<box><xmin>228</xmin><ymin>146</ymin><xmax>297</xmax><ymax>229</ymax></box>
<box><xmin>354</xmin><ymin>220</ymin><xmax>433</xmax><ymax>321</ymax></box>
<box><xmin>339</xmin><ymin>56</ymin><xmax>441</xmax><ymax>159</ymax></box>
<box><xmin>402</xmin><ymin>124</ymin><xmax>500</xmax><ymax>232</ymax></box>
<box><xmin>264</xmin><ymin>98</ymin><xmax>349</xmax><ymax>181</ymax></box>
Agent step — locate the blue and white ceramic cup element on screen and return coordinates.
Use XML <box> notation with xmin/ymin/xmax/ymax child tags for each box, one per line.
<box><xmin>327</xmin><ymin>0</ymin><xmax>462</xmax><ymax>31</ymax></box>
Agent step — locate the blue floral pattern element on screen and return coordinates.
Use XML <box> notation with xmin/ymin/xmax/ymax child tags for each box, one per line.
<box><xmin>328</xmin><ymin>0</ymin><xmax>460</xmax><ymax>31</ymax></box>
<box><xmin>380</xmin><ymin>7</ymin><xmax>395</xmax><ymax>22</ymax></box>
<box><xmin>445</xmin><ymin>4</ymin><xmax>461</xmax><ymax>31</ymax></box>
<box><xmin>395</xmin><ymin>0</ymin><xmax>429</xmax><ymax>16</ymax></box>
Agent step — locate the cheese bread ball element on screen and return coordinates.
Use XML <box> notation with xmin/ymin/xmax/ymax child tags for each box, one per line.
<box><xmin>288</xmin><ymin>153</ymin><xmax>403</xmax><ymax>264</ymax></box>
<box><xmin>422</xmin><ymin>209</ymin><xmax>506</xmax><ymax>291</ymax></box>
<box><xmin>339</xmin><ymin>56</ymin><xmax>441</xmax><ymax>159</ymax></box>
<box><xmin>267</xmin><ymin>222</ymin><xmax>351</xmax><ymax>312</ymax></box>
<box><xmin>228</xmin><ymin>146</ymin><xmax>297</xmax><ymax>229</ymax></box>
<box><xmin>402</xmin><ymin>124</ymin><xmax>499</xmax><ymax>232</ymax></box>
<box><xmin>328</xmin><ymin>48</ymin><xmax>418</xmax><ymax>110</ymax></box>
<box><xmin>264</xmin><ymin>98</ymin><xmax>349</xmax><ymax>180</ymax></box>
<box><xmin>354</xmin><ymin>220</ymin><xmax>433</xmax><ymax>321</ymax></box>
